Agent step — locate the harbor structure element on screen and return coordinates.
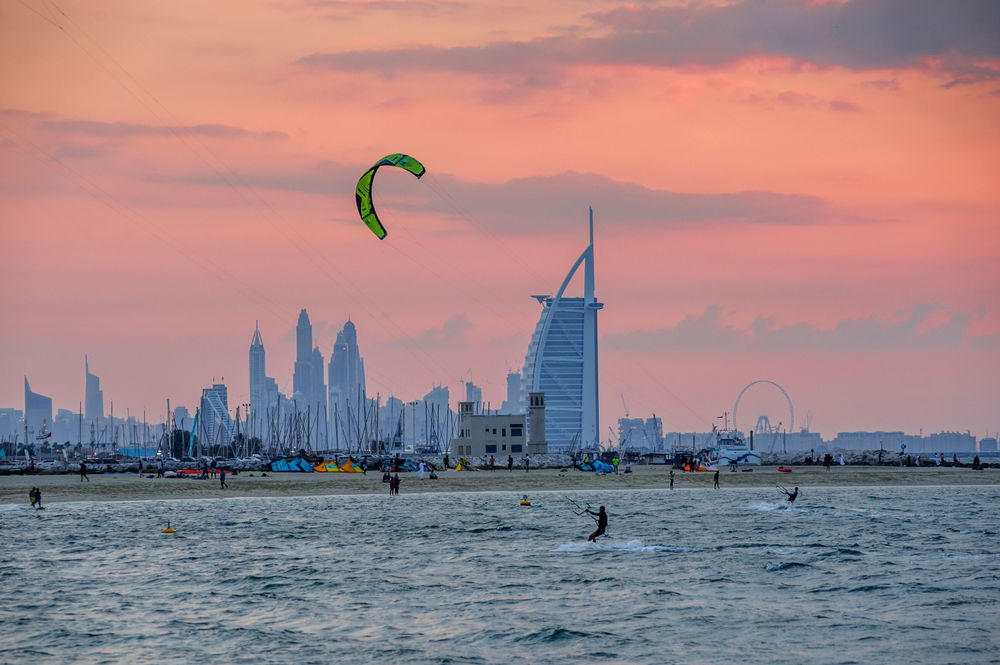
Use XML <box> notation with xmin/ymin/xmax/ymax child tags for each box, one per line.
<box><xmin>521</xmin><ymin>209</ymin><xmax>603</xmax><ymax>452</ymax></box>
<box><xmin>24</xmin><ymin>377</ymin><xmax>52</xmax><ymax>438</ymax></box>
<box><xmin>450</xmin><ymin>392</ymin><xmax>547</xmax><ymax>458</ymax></box>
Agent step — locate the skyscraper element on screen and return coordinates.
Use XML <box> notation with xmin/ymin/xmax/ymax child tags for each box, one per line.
<box><xmin>464</xmin><ymin>381</ymin><xmax>483</xmax><ymax>412</ymax></box>
<box><xmin>327</xmin><ymin>320</ymin><xmax>366</xmax><ymax>447</ymax></box>
<box><xmin>84</xmin><ymin>356</ymin><xmax>104</xmax><ymax>426</ymax></box>
<box><xmin>199</xmin><ymin>383</ymin><xmax>234</xmax><ymax>450</ymax></box>
<box><xmin>292</xmin><ymin>309</ymin><xmax>326</xmax><ymax>429</ymax></box>
<box><xmin>521</xmin><ymin>209</ymin><xmax>603</xmax><ymax>452</ymax></box>
<box><xmin>249</xmin><ymin>321</ymin><xmax>266</xmax><ymax>413</ymax></box>
<box><xmin>24</xmin><ymin>377</ymin><xmax>53</xmax><ymax>437</ymax></box>
<box><xmin>293</xmin><ymin>309</ymin><xmax>313</xmax><ymax>402</ymax></box>
<box><xmin>500</xmin><ymin>371</ymin><xmax>521</xmax><ymax>414</ymax></box>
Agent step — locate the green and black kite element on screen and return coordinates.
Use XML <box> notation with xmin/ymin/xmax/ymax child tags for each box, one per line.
<box><xmin>355</xmin><ymin>153</ymin><xmax>426</xmax><ymax>239</ymax></box>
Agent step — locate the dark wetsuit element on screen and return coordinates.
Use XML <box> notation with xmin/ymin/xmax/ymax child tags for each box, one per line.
<box><xmin>586</xmin><ymin>508</ymin><xmax>608</xmax><ymax>542</ymax></box>
<box><xmin>785</xmin><ymin>489</ymin><xmax>799</xmax><ymax>503</ymax></box>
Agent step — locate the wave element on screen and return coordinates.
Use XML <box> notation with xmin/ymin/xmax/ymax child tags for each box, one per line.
<box><xmin>0</xmin><ymin>504</ymin><xmax>30</xmax><ymax>512</ymax></box>
<box><xmin>764</xmin><ymin>561</ymin><xmax>812</xmax><ymax>572</ymax></box>
<box><xmin>554</xmin><ymin>539</ymin><xmax>703</xmax><ymax>553</ymax></box>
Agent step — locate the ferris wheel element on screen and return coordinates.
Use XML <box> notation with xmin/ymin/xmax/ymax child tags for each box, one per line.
<box><xmin>732</xmin><ymin>380</ymin><xmax>795</xmax><ymax>437</ymax></box>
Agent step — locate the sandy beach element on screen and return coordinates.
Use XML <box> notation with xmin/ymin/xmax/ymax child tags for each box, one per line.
<box><xmin>1</xmin><ymin>465</ymin><xmax>996</xmax><ymax>505</ymax></box>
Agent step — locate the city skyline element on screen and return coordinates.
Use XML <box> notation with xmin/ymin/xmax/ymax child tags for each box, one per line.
<box><xmin>1</xmin><ymin>1</ymin><xmax>997</xmax><ymax>438</ymax></box>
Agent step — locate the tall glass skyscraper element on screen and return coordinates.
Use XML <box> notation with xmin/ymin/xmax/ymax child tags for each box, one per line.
<box><xmin>84</xmin><ymin>356</ymin><xmax>104</xmax><ymax>425</ymax></box>
<box><xmin>521</xmin><ymin>210</ymin><xmax>603</xmax><ymax>452</ymax></box>
<box><xmin>24</xmin><ymin>377</ymin><xmax>53</xmax><ymax>437</ymax></box>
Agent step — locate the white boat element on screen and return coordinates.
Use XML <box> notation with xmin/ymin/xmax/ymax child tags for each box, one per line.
<box><xmin>714</xmin><ymin>429</ymin><xmax>760</xmax><ymax>467</ymax></box>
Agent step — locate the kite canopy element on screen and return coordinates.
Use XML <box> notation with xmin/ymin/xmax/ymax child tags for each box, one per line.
<box><xmin>355</xmin><ymin>153</ymin><xmax>426</xmax><ymax>239</ymax></box>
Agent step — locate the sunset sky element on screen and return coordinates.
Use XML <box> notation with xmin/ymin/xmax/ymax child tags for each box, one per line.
<box><xmin>1</xmin><ymin>0</ymin><xmax>998</xmax><ymax>439</ymax></box>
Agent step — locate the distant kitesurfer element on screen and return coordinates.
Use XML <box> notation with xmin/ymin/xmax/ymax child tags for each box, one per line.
<box><xmin>669</xmin><ymin>469</ymin><xmax>674</xmax><ymax>490</ymax></box>
<box><xmin>713</xmin><ymin>470</ymin><xmax>720</xmax><ymax>489</ymax></box>
<box><xmin>219</xmin><ymin>469</ymin><xmax>228</xmax><ymax>489</ymax></box>
<box><xmin>79</xmin><ymin>461</ymin><xmax>89</xmax><ymax>482</ymax></box>
<box><xmin>29</xmin><ymin>487</ymin><xmax>40</xmax><ymax>508</ymax></box>
<box><xmin>784</xmin><ymin>487</ymin><xmax>799</xmax><ymax>503</ymax></box>
<box><xmin>585</xmin><ymin>506</ymin><xmax>608</xmax><ymax>542</ymax></box>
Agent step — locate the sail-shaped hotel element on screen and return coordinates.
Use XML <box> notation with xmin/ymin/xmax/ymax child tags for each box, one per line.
<box><xmin>521</xmin><ymin>209</ymin><xmax>603</xmax><ymax>452</ymax></box>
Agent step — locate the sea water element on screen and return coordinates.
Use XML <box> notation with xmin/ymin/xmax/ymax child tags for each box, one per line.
<box><xmin>1</xmin><ymin>486</ymin><xmax>997</xmax><ymax>665</ymax></box>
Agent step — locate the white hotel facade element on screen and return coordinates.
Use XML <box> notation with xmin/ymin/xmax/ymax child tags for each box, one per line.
<box><xmin>521</xmin><ymin>210</ymin><xmax>603</xmax><ymax>453</ymax></box>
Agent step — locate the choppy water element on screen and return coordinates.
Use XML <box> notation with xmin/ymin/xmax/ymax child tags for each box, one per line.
<box><xmin>1</xmin><ymin>486</ymin><xmax>997</xmax><ymax>665</ymax></box>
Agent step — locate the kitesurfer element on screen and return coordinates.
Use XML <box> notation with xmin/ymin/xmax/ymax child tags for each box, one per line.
<box><xmin>784</xmin><ymin>486</ymin><xmax>800</xmax><ymax>503</ymax></box>
<box><xmin>585</xmin><ymin>506</ymin><xmax>608</xmax><ymax>542</ymax></box>
<box><xmin>29</xmin><ymin>487</ymin><xmax>40</xmax><ymax>508</ymax></box>
<box><xmin>669</xmin><ymin>469</ymin><xmax>674</xmax><ymax>490</ymax></box>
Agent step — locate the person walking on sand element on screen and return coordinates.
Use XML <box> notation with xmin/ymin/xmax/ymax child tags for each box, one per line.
<box><xmin>219</xmin><ymin>468</ymin><xmax>228</xmax><ymax>489</ymax></box>
<box><xmin>584</xmin><ymin>506</ymin><xmax>608</xmax><ymax>542</ymax></box>
<box><xmin>79</xmin><ymin>461</ymin><xmax>89</xmax><ymax>482</ymax></box>
<box><xmin>713</xmin><ymin>469</ymin><xmax>720</xmax><ymax>489</ymax></box>
<box><xmin>156</xmin><ymin>458</ymin><xmax>164</xmax><ymax>478</ymax></box>
<box><xmin>669</xmin><ymin>469</ymin><xmax>674</xmax><ymax>490</ymax></box>
<box><xmin>507</xmin><ymin>455</ymin><xmax>514</xmax><ymax>472</ymax></box>
<box><xmin>524</xmin><ymin>454</ymin><xmax>530</xmax><ymax>472</ymax></box>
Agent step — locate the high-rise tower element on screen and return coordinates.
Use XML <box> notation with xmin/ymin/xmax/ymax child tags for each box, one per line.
<box><xmin>249</xmin><ymin>322</ymin><xmax>266</xmax><ymax>415</ymax></box>
<box><xmin>521</xmin><ymin>209</ymin><xmax>603</xmax><ymax>452</ymax></box>
<box><xmin>293</xmin><ymin>309</ymin><xmax>313</xmax><ymax>402</ymax></box>
<box><xmin>84</xmin><ymin>356</ymin><xmax>104</xmax><ymax>425</ymax></box>
<box><xmin>327</xmin><ymin>320</ymin><xmax>367</xmax><ymax>447</ymax></box>
<box><xmin>24</xmin><ymin>377</ymin><xmax>53</xmax><ymax>437</ymax></box>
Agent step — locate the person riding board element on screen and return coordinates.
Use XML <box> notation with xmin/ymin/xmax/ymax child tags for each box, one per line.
<box><xmin>783</xmin><ymin>486</ymin><xmax>800</xmax><ymax>503</ymax></box>
<box><xmin>584</xmin><ymin>506</ymin><xmax>608</xmax><ymax>542</ymax></box>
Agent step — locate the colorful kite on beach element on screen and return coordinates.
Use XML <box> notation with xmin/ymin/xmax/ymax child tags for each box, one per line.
<box><xmin>355</xmin><ymin>153</ymin><xmax>426</xmax><ymax>239</ymax></box>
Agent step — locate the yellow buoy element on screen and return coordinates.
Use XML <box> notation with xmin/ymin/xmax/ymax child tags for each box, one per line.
<box><xmin>520</xmin><ymin>495</ymin><xmax>531</xmax><ymax>506</ymax></box>
<box><xmin>161</xmin><ymin>521</ymin><xmax>176</xmax><ymax>534</ymax></box>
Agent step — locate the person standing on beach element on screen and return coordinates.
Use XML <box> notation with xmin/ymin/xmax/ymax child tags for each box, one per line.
<box><xmin>524</xmin><ymin>454</ymin><xmax>530</xmax><ymax>472</ymax></box>
<box><xmin>669</xmin><ymin>469</ymin><xmax>674</xmax><ymax>490</ymax></box>
<box><xmin>156</xmin><ymin>458</ymin><xmax>164</xmax><ymax>478</ymax></box>
<box><xmin>219</xmin><ymin>469</ymin><xmax>228</xmax><ymax>489</ymax></box>
<box><xmin>79</xmin><ymin>461</ymin><xmax>89</xmax><ymax>482</ymax></box>
<box><xmin>713</xmin><ymin>470</ymin><xmax>720</xmax><ymax>489</ymax></box>
<box><xmin>507</xmin><ymin>455</ymin><xmax>514</xmax><ymax>472</ymax></box>
<box><xmin>489</xmin><ymin>455</ymin><xmax>496</xmax><ymax>471</ymax></box>
<box><xmin>584</xmin><ymin>506</ymin><xmax>608</xmax><ymax>542</ymax></box>
<box><xmin>390</xmin><ymin>473</ymin><xmax>401</xmax><ymax>495</ymax></box>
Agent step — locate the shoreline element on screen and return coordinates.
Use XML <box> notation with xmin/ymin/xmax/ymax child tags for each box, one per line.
<box><xmin>1</xmin><ymin>466</ymin><xmax>996</xmax><ymax>506</ymax></box>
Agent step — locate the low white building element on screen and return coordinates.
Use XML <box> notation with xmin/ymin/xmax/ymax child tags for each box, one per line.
<box><xmin>450</xmin><ymin>392</ymin><xmax>548</xmax><ymax>458</ymax></box>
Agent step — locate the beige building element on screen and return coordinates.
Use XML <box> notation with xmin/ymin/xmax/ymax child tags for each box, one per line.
<box><xmin>450</xmin><ymin>392</ymin><xmax>548</xmax><ymax>458</ymax></box>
